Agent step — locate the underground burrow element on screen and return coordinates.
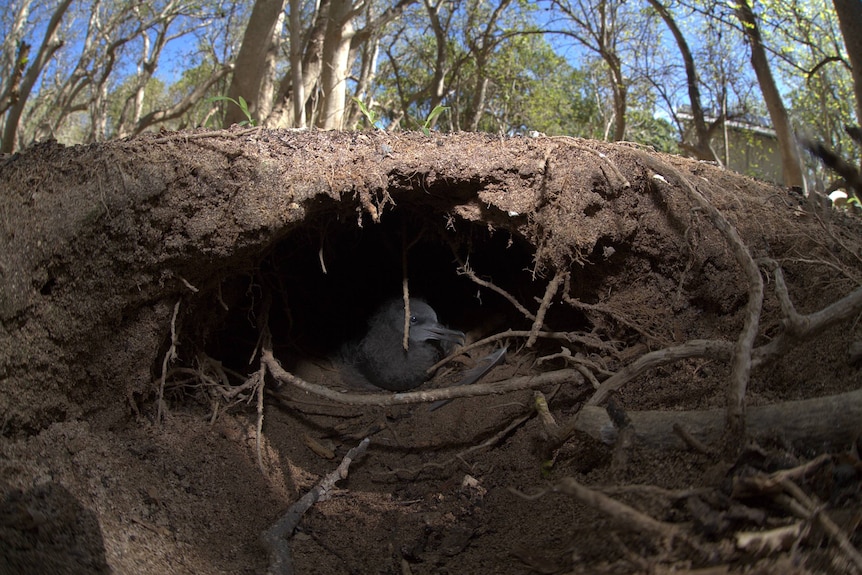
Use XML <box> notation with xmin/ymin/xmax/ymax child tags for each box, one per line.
<box><xmin>162</xmin><ymin>194</ymin><xmax>604</xmax><ymax>407</ymax></box>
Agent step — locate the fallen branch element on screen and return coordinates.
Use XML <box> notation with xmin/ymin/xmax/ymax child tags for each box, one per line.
<box><xmin>261</xmin><ymin>437</ymin><xmax>370</xmax><ymax>575</ymax></box>
<box><xmin>575</xmin><ymin>388</ymin><xmax>862</xmax><ymax>451</ymax></box>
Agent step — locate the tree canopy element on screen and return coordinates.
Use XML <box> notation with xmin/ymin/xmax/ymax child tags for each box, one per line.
<box><xmin>1</xmin><ymin>0</ymin><xmax>859</xmax><ymax>187</ymax></box>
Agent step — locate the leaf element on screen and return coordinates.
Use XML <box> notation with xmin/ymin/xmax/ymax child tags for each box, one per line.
<box><xmin>424</xmin><ymin>105</ymin><xmax>449</xmax><ymax>127</ymax></box>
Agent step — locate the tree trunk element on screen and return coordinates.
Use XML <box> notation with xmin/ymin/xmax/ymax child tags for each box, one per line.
<box><xmin>606</xmin><ymin>53</ymin><xmax>626</xmax><ymax>141</ymax></box>
<box><xmin>734</xmin><ymin>0</ymin><xmax>804</xmax><ymax>189</ymax></box>
<box><xmin>224</xmin><ymin>0</ymin><xmax>287</xmax><ymax>127</ymax></box>
<box><xmin>646</xmin><ymin>0</ymin><xmax>717</xmax><ymax>161</ymax></box>
<box><xmin>0</xmin><ymin>0</ymin><xmax>73</xmax><ymax>153</ymax></box>
<box><xmin>289</xmin><ymin>0</ymin><xmax>306</xmax><ymax>128</ymax></box>
<box><xmin>267</xmin><ymin>0</ymin><xmax>330</xmax><ymax>128</ymax></box>
<box><xmin>316</xmin><ymin>0</ymin><xmax>354</xmax><ymax>130</ymax></box>
<box><xmin>257</xmin><ymin>9</ymin><xmax>286</xmax><ymax>122</ymax></box>
<box><xmin>833</xmin><ymin>0</ymin><xmax>862</xmax><ymax>134</ymax></box>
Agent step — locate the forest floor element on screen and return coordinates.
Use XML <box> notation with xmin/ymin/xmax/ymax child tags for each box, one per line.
<box><xmin>1</xmin><ymin>131</ymin><xmax>861</xmax><ymax>574</ymax></box>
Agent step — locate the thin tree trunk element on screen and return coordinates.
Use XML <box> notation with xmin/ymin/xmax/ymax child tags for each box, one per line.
<box><xmin>258</xmin><ymin>9</ymin><xmax>286</xmax><ymax>121</ymax></box>
<box><xmin>646</xmin><ymin>0</ymin><xmax>716</xmax><ymax>161</ymax></box>
<box><xmin>316</xmin><ymin>0</ymin><xmax>354</xmax><ymax>129</ymax></box>
<box><xmin>224</xmin><ymin>0</ymin><xmax>286</xmax><ymax>127</ymax></box>
<box><xmin>267</xmin><ymin>0</ymin><xmax>329</xmax><ymax>128</ymax></box>
<box><xmin>734</xmin><ymin>0</ymin><xmax>804</xmax><ymax>188</ymax></box>
<box><xmin>606</xmin><ymin>52</ymin><xmax>626</xmax><ymax>141</ymax></box>
<box><xmin>833</xmin><ymin>0</ymin><xmax>862</xmax><ymax>136</ymax></box>
<box><xmin>289</xmin><ymin>0</ymin><xmax>306</xmax><ymax>128</ymax></box>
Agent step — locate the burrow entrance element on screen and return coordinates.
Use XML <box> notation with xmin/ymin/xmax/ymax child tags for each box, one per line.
<box><xmin>172</xmin><ymin>192</ymin><xmax>598</xmax><ymax>399</ymax></box>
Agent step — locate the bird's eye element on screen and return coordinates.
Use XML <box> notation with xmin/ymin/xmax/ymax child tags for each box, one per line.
<box><xmin>410</xmin><ymin>315</ymin><xmax>418</xmax><ymax>324</ymax></box>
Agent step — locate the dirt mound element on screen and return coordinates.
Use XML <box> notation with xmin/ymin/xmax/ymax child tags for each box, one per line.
<box><xmin>1</xmin><ymin>129</ymin><xmax>861</xmax><ymax>574</ymax></box>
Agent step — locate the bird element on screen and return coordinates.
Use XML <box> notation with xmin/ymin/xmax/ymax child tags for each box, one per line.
<box><xmin>339</xmin><ymin>298</ymin><xmax>465</xmax><ymax>391</ymax></box>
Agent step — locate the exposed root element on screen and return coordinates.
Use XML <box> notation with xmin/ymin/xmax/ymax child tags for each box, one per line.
<box><xmin>261</xmin><ymin>437</ymin><xmax>370</xmax><ymax>575</ymax></box>
<box><xmin>637</xmin><ymin>151</ymin><xmax>764</xmax><ymax>444</ymax></box>
<box><xmin>452</xmin><ymin>251</ymin><xmax>541</xmax><ymax>324</ymax></box>
<box><xmin>527</xmin><ymin>269</ymin><xmax>565</xmax><ymax>347</ymax></box>
<box><xmin>511</xmin><ymin>477</ymin><xmax>697</xmax><ymax>554</ymax></box>
<box><xmin>264</xmin><ymin>339</ymin><xmax>583</xmax><ymax>406</ymax></box>
<box><xmin>157</xmin><ymin>299</ymin><xmax>182</xmax><ymax>422</ymax></box>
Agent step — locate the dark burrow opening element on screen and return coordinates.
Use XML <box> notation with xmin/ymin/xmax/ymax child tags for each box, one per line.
<box><xmin>173</xmin><ymin>192</ymin><xmax>604</xmax><ymax>394</ymax></box>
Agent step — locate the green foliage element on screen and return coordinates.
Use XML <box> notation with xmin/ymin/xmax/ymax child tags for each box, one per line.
<box><xmin>481</xmin><ymin>35</ymin><xmax>605</xmax><ymax>137</ymax></box>
<box><xmin>208</xmin><ymin>95</ymin><xmax>256</xmax><ymax>126</ymax></box>
<box><xmin>351</xmin><ymin>97</ymin><xmax>378</xmax><ymax>128</ymax></box>
<box><xmin>415</xmin><ymin>104</ymin><xmax>449</xmax><ymax>136</ymax></box>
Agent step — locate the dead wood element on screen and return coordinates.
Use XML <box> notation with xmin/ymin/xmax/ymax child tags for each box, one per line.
<box><xmin>575</xmin><ymin>388</ymin><xmax>862</xmax><ymax>451</ymax></box>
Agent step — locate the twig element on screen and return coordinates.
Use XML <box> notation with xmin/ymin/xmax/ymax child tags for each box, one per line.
<box><xmin>261</xmin><ymin>437</ymin><xmax>370</xmax><ymax>575</ymax></box>
<box><xmin>512</xmin><ymin>477</ymin><xmax>686</xmax><ymax>549</ymax></box>
<box><xmin>778</xmin><ymin>478</ymin><xmax>862</xmax><ymax>573</ymax></box>
<box><xmin>534</xmin><ymin>391</ymin><xmax>565</xmax><ymax>444</ymax></box>
<box><xmin>428</xmin><ymin>328</ymin><xmax>611</xmax><ymax>374</ymax></box>
<box><xmin>255</xmin><ymin>363</ymin><xmax>266</xmax><ymax>472</ymax></box>
<box><xmin>453</xmin><ymin>253</ymin><xmax>539</xmax><ymax>323</ymax></box>
<box><xmin>562</xmin><ymin>288</ymin><xmax>669</xmax><ymax>347</ymax></box>
<box><xmin>672</xmin><ymin>423</ymin><xmax>715</xmax><ymax>456</ymax></box>
<box><xmin>149</xmin><ymin>126</ymin><xmax>262</xmax><ymax>144</ymax></box>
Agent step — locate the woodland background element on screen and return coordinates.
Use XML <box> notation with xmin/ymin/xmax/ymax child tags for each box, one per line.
<box><xmin>1</xmin><ymin>0</ymin><xmax>861</xmax><ymax>190</ymax></box>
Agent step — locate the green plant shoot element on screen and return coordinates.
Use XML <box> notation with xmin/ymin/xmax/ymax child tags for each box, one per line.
<box><xmin>208</xmin><ymin>95</ymin><xmax>256</xmax><ymax>126</ymax></box>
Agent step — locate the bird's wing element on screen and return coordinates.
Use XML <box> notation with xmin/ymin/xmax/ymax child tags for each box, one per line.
<box><xmin>428</xmin><ymin>346</ymin><xmax>508</xmax><ymax>412</ymax></box>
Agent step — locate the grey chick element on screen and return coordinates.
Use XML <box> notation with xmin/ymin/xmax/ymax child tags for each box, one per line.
<box><xmin>340</xmin><ymin>298</ymin><xmax>465</xmax><ymax>391</ymax></box>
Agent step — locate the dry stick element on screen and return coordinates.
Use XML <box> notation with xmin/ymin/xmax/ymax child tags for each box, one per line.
<box><xmin>255</xmin><ymin>364</ymin><xmax>266</xmax><ymax>472</ymax></box>
<box><xmin>149</xmin><ymin>126</ymin><xmax>262</xmax><ymax>144</ymax></box>
<box><xmin>672</xmin><ymin>422</ymin><xmax>715</xmax><ymax>456</ymax></box>
<box><xmin>527</xmin><ymin>270</ymin><xmax>566</xmax><ymax>347</ymax></box>
<box><xmin>400</xmin><ymin>222</ymin><xmax>424</xmax><ymax>351</ymax></box>
<box><xmin>534</xmin><ymin>390</ymin><xmax>565</xmax><ymax>444</ymax></box>
<box><xmin>637</xmin><ymin>152</ymin><xmax>764</xmax><ymax>440</ymax></box>
<box><xmin>261</xmin><ymin>437</ymin><xmax>370</xmax><ymax>575</ymax></box>
<box><xmin>453</xmin><ymin>252</ymin><xmax>539</xmax><ymax>323</ymax></box>
<box><xmin>513</xmin><ymin>477</ymin><xmax>686</xmax><ymax>550</ymax></box>
<box><xmin>428</xmin><ymin>328</ymin><xmax>616</xmax><ymax>375</ymax></box>
<box><xmin>578</xmin><ymin>387</ymin><xmax>862</xmax><ymax>451</ymax></box>
<box><xmin>157</xmin><ymin>299</ymin><xmax>182</xmax><ymax>422</ymax></box>
<box><xmin>778</xmin><ymin>478</ymin><xmax>862</xmax><ymax>573</ymax></box>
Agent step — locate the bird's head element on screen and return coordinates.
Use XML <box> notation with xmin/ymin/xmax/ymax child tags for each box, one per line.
<box><xmin>390</xmin><ymin>299</ymin><xmax>465</xmax><ymax>346</ymax></box>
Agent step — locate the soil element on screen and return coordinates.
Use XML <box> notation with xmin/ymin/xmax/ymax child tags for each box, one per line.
<box><xmin>1</xmin><ymin>129</ymin><xmax>861</xmax><ymax>574</ymax></box>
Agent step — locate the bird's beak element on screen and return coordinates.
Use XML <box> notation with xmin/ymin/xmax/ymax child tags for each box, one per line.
<box><xmin>414</xmin><ymin>323</ymin><xmax>465</xmax><ymax>346</ymax></box>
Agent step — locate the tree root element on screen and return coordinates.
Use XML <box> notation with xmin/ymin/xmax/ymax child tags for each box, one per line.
<box><xmin>260</xmin><ymin>437</ymin><xmax>370</xmax><ymax>575</ymax></box>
